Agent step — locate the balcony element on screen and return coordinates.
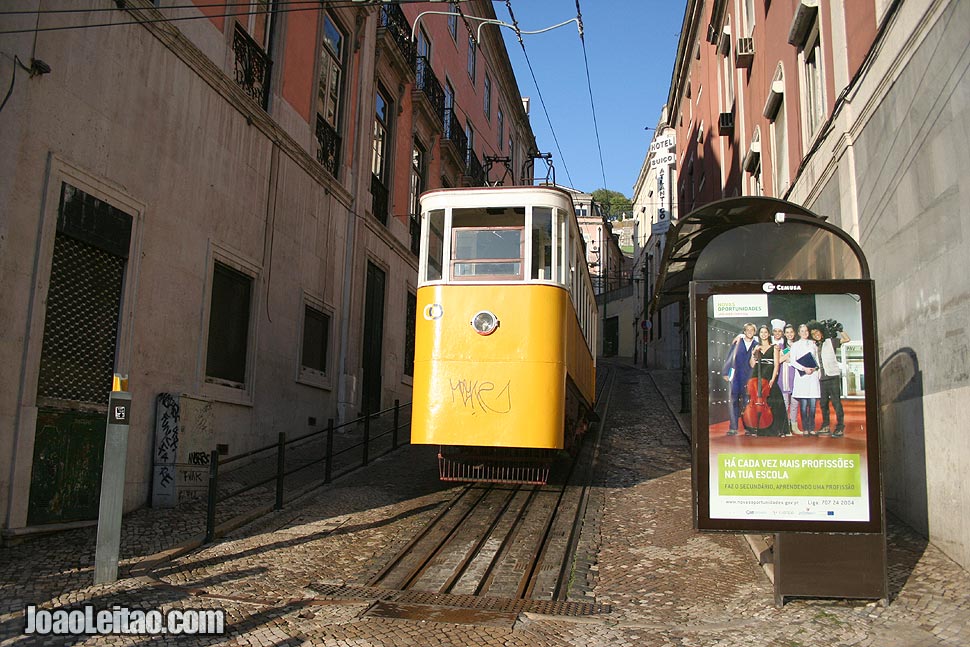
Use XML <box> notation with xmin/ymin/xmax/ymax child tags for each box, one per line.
<box><xmin>409</xmin><ymin>213</ymin><xmax>421</xmax><ymax>256</ymax></box>
<box><xmin>232</xmin><ymin>23</ymin><xmax>271</xmax><ymax>109</ymax></box>
<box><xmin>315</xmin><ymin>116</ymin><xmax>340</xmax><ymax>177</ymax></box>
<box><xmin>414</xmin><ymin>56</ymin><xmax>445</xmax><ymax>128</ymax></box>
<box><xmin>371</xmin><ymin>174</ymin><xmax>389</xmax><ymax>226</ymax></box>
<box><xmin>440</xmin><ymin>108</ymin><xmax>468</xmax><ymax>173</ymax></box>
<box><xmin>378</xmin><ymin>4</ymin><xmax>416</xmax><ymax>78</ymax></box>
<box><xmin>464</xmin><ymin>149</ymin><xmax>485</xmax><ymax>187</ymax></box>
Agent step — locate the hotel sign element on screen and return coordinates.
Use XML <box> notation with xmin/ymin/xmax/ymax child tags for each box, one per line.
<box><xmin>649</xmin><ymin>135</ymin><xmax>676</xmax><ymax>153</ymax></box>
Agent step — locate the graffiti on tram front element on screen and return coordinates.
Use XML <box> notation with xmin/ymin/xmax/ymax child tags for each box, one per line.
<box><xmin>449</xmin><ymin>377</ymin><xmax>512</xmax><ymax>415</ymax></box>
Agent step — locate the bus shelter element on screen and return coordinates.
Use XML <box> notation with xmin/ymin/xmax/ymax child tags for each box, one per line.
<box><xmin>650</xmin><ymin>196</ymin><xmax>886</xmax><ymax>604</ymax></box>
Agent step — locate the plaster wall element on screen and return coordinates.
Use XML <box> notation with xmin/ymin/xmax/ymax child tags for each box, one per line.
<box><xmin>0</xmin><ymin>11</ymin><xmax>353</xmax><ymax>526</ymax></box>
<box><xmin>791</xmin><ymin>0</ymin><xmax>970</xmax><ymax>569</ymax></box>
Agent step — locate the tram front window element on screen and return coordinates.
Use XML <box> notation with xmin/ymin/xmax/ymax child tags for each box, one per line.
<box><xmin>451</xmin><ymin>207</ymin><xmax>524</xmax><ymax>280</ymax></box>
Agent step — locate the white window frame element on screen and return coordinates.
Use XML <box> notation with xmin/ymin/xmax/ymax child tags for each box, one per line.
<box><xmin>201</xmin><ymin>242</ymin><xmax>261</xmax><ymax>405</ymax></box>
<box><xmin>797</xmin><ymin>15</ymin><xmax>826</xmax><ymax>144</ymax></box>
<box><xmin>718</xmin><ymin>21</ymin><xmax>735</xmax><ymax>113</ymax></box>
<box><xmin>483</xmin><ymin>73</ymin><xmax>491</xmax><ymax>120</ymax></box>
<box><xmin>297</xmin><ymin>294</ymin><xmax>334</xmax><ymax>390</ymax></box>
<box><xmin>769</xmin><ymin>97</ymin><xmax>789</xmax><ymax>195</ymax></box>
<box><xmin>743</xmin><ymin>0</ymin><xmax>756</xmax><ymax>36</ymax></box>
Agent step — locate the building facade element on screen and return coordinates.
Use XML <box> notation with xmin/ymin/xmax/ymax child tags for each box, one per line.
<box><xmin>663</xmin><ymin>0</ymin><xmax>970</xmax><ymax>569</ymax></box>
<box><xmin>564</xmin><ymin>188</ymin><xmax>631</xmax><ymax>357</ymax></box>
<box><xmin>632</xmin><ymin>111</ymin><xmax>681</xmax><ymax>369</ymax></box>
<box><xmin>0</xmin><ymin>1</ymin><xmax>534</xmax><ymax>533</ymax></box>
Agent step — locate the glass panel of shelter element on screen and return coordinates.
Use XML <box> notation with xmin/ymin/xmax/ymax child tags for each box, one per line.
<box><xmin>693</xmin><ymin>222</ymin><xmax>863</xmax><ymax>281</ymax></box>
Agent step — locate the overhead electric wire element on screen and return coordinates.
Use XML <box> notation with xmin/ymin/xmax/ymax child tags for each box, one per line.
<box><xmin>504</xmin><ymin>0</ymin><xmax>574</xmax><ymax>188</ymax></box>
<box><xmin>574</xmin><ymin>0</ymin><xmax>609</xmax><ymax>195</ymax></box>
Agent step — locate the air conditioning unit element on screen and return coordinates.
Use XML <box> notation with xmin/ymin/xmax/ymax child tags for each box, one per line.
<box><xmin>735</xmin><ymin>37</ymin><xmax>754</xmax><ymax>68</ymax></box>
<box><xmin>718</xmin><ymin>112</ymin><xmax>735</xmax><ymax>135</ymax></box>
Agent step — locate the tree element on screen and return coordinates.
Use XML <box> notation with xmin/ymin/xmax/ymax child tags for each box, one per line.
<box><xmin>591</xmin><ymin>188</ymin><xmax>633</xmax><ymax>220</ymax></box>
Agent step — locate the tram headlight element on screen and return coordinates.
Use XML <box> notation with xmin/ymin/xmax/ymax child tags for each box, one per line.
<box><xmin>470</xmin><ymin>310</ymin><xmax>500</xmax><ymax>336</ymax></box>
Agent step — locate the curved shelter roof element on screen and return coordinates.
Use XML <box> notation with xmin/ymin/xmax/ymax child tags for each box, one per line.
<box><xmin>650</xmin><ymin>196</ymin><xmax>870</xmax><ymax>314</ymax></box>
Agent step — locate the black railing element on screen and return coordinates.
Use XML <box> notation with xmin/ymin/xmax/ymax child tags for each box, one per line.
<box><xmin>415</xmin><ymin>56</ymin><xmax>445</xmax><ymax>125</ymax></box>
<box><xmin>232</xmin><ymin>23</ymin><xmax>271</xmax><ymax>109</ymax></box>
<box><xmin>379</xmin><ymin>4</ymin><xmax>416</xmax><ymax>74</ymax></box>
<box><xmin>465</xmin><ymin>149</ymin><xmax>485</xmax><ymax>186</ymax></box>
<box><xmin>443</xmin><ymin>108</ymin><xmax>467</xmax><ymax>162</ymax></box>
<box><xmin>315</xmin><ymin>116</ymin><xmax>340</xmax><ymax>177</ymax></box>
<box><xmin>371</xmin><ymin>174</ymin><xmax>389</xmax><ymax>226</ymax></box>
<box><xmin>409</xmin><ymin>213</ymin><xmax>421</xmax><ymax>256</ymax></box>
<box><xmin>205</xmin><ymin>400</ymin><xmax>411</xmax><ymax>543</ymax></box>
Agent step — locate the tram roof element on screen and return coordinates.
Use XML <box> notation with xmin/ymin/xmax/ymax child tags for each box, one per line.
<box><xmin>650</xmin><ymin>196</ymin><xmax>871</xmax><ymax>314</ymax></box>
<box><xmin>419</xmin><ymin>185</ymin><xmax>576</xmax><ymax>209</ymax></box>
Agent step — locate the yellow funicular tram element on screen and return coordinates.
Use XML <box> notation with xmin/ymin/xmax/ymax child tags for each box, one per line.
<box><xmin>411</xmin><ymin>185</ymin><xmax>598</xmax><ymax>484</ymax></box>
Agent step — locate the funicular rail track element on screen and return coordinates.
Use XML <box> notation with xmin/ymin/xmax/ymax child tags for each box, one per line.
<box><xmin>310</xmin><ymin>367</ymin><xmax>616</xmax><ymax>619</ymax></box>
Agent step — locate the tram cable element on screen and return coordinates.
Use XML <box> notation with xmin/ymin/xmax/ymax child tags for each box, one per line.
<box><xmin>503</xmin><ymin>0</ymin><xmax>575</xmax><ymax>188</ymax></box>
<box><xmin>574</xmin><ymin>0</ymin><xmax>609</xmax><ymax>195</ymax></box>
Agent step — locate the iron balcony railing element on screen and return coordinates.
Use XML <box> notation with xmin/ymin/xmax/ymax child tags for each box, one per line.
<box><xmin>443</xmin><ymin>108</ymin><xmax>467</xmax><ymax>166</ymax></box>
<box><xmin>409</xmin><ymin>213</ymin><xmax>420</xmax><ymax>256</ymax></box>
<box><xmin>415</xmin><ymin>56</ymin><xmax>445</xmax><ymax>125</ymax></box>
<box><xmin>465</xmin><ymin>149</ymin><xmax>485</xmax><ymax>186</ymax></box>
<box><xmin>232</xmin><ymin>23</ymin><xmax>271</xmax><ymax>109</ymax></box>
<box><xmin>371</xmin><ymin>174</ymin><xmax>389</xmax><ymax>226</ymax></box>
<box><xmin>379</xmin><ymin>4</ymin><xmax>416</xmax><ymax>74</ymax></box>
<box><xmin>315</xmin><ymin>116</ymin><xmax>340</xmax><ymax>177</ymax></box>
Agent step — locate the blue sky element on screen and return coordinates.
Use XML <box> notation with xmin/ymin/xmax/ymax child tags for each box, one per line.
<box><xmin>496</xmin><ymin>1</ymin><xmax>686</xmax><ymax>197</ymax></box>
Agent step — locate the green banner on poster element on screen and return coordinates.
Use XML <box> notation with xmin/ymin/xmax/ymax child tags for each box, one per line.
<box><xmin>718</xmin><ymin>453</ymin><xmax>861</xmax><ymax>496</ymax></box>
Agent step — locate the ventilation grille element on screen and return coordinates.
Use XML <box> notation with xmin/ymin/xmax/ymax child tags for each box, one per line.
<box><xmin>37</xmin><ymin>235</ymin><xmax>125</xmax><ymax>404</ymax></box>
<box><xmin>310</xmin><ymin>583</ymin><xmax>611</xmax><ymax>617</ymax></box>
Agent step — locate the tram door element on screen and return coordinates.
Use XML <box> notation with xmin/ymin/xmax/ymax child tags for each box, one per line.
<box><xmin>28</xmin><ymin>183</ymin><xmax>131</xmax><ymax>525</ymax></box>
<box><xmin>361</xmin><ymin>261</ymin><xmax>385</xmax><ymax>415</ymax></box>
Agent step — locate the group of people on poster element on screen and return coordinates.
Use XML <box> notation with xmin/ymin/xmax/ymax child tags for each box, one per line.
<box><xmin>722</xmin><ymin>318</ymin><xmax>851</xmax><ymax>437</ymax></box>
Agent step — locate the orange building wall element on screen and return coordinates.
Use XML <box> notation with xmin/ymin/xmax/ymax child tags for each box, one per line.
<box><xmin>280</xmin><ymin>2</ymin><xmax>319</xmax><ymax>122</ymax></box>
<box><xmin>845</xmin><ymin>2</ymin><xmax>877</xmax><ymax>80</ymax></box>
<box><xmin>193</xmin><ymin>0</ymin><xmax>225</xmax><ymax>30</ymax></box>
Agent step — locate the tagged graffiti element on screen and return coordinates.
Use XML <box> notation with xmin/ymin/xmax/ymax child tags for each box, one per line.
<box><xmin>449</xmin><ymin>377</ymin><xmax>512</xmax><ymax>414</ymax></box>
<box><xmin>188</xmin><ymin>451</ymin><xmax>210</xmax><ymax>466</ymax></box>
<box><xmin>155</xmin><ymin>393</ymin><xmax>180</xmax><ymax>464</ymax></box>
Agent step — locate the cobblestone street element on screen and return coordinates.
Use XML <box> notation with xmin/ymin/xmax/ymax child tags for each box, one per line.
<box><xmin>1</xmin><ymin>360</ymin><xmax>968</xmax><ymax>646</ymax></box>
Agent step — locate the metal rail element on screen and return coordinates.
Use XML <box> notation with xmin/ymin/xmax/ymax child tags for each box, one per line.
<box><xmin>362</xmin><ymin>369</ymin><xmax>614</xmax><ymax>600</ymax></box>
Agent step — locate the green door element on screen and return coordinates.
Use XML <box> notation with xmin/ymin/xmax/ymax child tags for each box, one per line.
<box><xmin>27</xmin><ymin>183</ymin><xmax>131</xmax><ymax>525</ymax></box>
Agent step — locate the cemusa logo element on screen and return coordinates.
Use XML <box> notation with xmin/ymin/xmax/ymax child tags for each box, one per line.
<box><xmin>763</xmin><ymin>282</ymin><xmax>802</xmax><ymax>293</ymax></box>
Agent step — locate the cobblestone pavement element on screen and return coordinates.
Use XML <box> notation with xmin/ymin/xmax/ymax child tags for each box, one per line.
<box><xmin>1</xmin><ymin>360</ymin><xmax>968</xmax><ymax>646</ymax></box>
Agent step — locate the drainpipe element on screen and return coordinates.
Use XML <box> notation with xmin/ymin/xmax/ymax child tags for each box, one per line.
<box><xmin>336</xmin><ymin>9</ymin><xmax>372</xmax><ymax>423</ymax></box>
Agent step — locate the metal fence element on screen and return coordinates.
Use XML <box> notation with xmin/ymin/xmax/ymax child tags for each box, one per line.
<box><xmin>204</xmin><ymin>400</ymin><xmax>411</xmax><ymax>542</ymax></box>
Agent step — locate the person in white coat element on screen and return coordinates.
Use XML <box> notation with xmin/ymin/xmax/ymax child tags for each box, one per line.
<box><xmin>790</xmin><ymin>323</ymin><xmax>821</xmax><ymax>435</ymax></box>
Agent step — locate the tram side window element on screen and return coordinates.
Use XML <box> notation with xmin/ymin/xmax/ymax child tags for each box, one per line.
<box><xmin>531</xmin><ymin>207</ymin><xmax>553</xmax><ymax>281</ymax></box>
<box><xmin>573</xmin><ymin>242</ymin><xmax>581</xmax><ymax>300</ymax></box>
<box><xmin>451</xmin><ymin>207</ymin><xmax>524</xmax><ymax>280</ymax></box>
<box><xmin>426</xmin><ymin>209</ymin><xmax>444</xmax><ymax>281</ymax></box>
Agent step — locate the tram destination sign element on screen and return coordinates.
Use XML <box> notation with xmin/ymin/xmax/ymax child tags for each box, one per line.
<box><xmin>690</xmin><ymin>279</ymin><xmax>882</xmax><ymax>534</ymax></box>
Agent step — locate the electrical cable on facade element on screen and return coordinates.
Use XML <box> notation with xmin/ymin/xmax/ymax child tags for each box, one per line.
<box><xmin>0</xmin><ymin>0</ymin><xmax>470</xmax><ymax>16</ymax></box>
<box><xmin>0</xmin><ymin>0</ymin><xmax>476</xmax><ymax>36</ymax></box>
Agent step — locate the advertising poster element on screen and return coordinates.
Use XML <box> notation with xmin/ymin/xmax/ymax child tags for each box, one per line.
<box><xmin>692</xmin><ymin>280</ymin><xmax>882</xmax><ymax>533</ymax></box>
